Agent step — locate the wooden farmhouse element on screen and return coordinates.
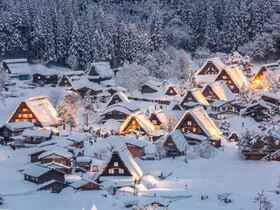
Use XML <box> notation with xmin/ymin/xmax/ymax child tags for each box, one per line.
<box><xmin>140</xmin><ymin>80</ymin><xmax>162</xmax><ymax>94</ymax></box>
<box><xmin>70</xmin><ymin>179</ymin><xmax>100</xmax><ymax>191</ymax></box>
<box><xmin>8</xmin><ymin>96</ymin><xmax>61</xmax><ymax>128</ymax></box>
<box><xmin>98</xmin><ymin>148</ymin><xmax>143</xmax><ymax>184</ymax></box>
<box><xmin>22</xmin><ymin>129</ymin><xmax>52</xmax><ymax>144</ymax></box>
<box><xmin>2</xmin><ymin>58</ymin><xmax>32</xmax><ymax>80</ymax></box>
<box><xmin>261</xmin><ymin>93</ymin><xmax>280</xmax><ymax>107</ymax></box>
<box><xmin>23</xmin><ymin>164</ymin><xmax>65</xmax><ymax>184</ymax></box>
<box><xmin>242</xmin><ymin>100</ymin><xmax>271</xmax><ymax>122</ymax></box>
<box><xmin>38</xmin><ymin>179</ymin><xmax>66</xmax><ymax>193</ymax></box>
<box><xmin>195</xmin><ymin>57</ymin><xmax>226</xmax><ymax>86</ymax></box>
<box><xmin>164</xmin><ymin>85</ymin><xmax>179</xmax><ymax>96</ymax></box>
<box><xmin>100</xmin><ymin>105</ymin><xmax>133</xmax><ymax>122</ymax></box>
<box><xmin>202</xmin><ymin>81</ymin><xmax>235</xmax><ymax>103</ymax></box>
<box><xmin>32</xmin><ymin>72</ymin><xmax>58</xmax><ymax>85</ymax></box>
<box><xmin>175</xmin><ymin>107</ymin><xmax>222</xmax><ymax>146</ymax></box>
<box><xmin>0</xmin><ymin>121</ymin><xmax>34</xmax><ymax>142</ymax></box>
<box><xmin>103</xmin><ymin>135</ymin><xmax>154</xmax><ymax>158</ymax></box>
<box><xmin>180</xmin><ymin>89</ymin><xmax>209</xmax><ymax>110</ymax></box>
<box><xmin>57</xmin><ymin>75</ymin><xmax>72</xmax><ymax>87</ymax></box>
<box><xmin>87</xmin><ymin>62</ymin><xmax>114</xmax><ymax>83</ymax></box>
<box><xmin>163</xmin><ymin>130</ymin><xmax>187</xmax><ymax>157</ymax></box>
<box><xmin>71</xmin><ymin>78</ymin><xmax>103</xmax><ymax>98</ymax></box>
<box><xmin>120</xmin><ymin>113</ymin><xmax>156</xmax><ymax>136</ymax></box>
<box><xmin>149</xmin><ymin>111</ymin><xmax>170</xmax><ymax>130</ymax></box>
<box><xmin>215</xmin><ymin>65</ymin><xmax>249</xmax><ymax>94</ymax></box>
<box><xmin>228</xmin><ymin>132</ymin><xmax>240</xmax><ymax>142</ymax></box>
<box><xmin>107</xmin><ymin>92</ymin><xmax>130</xmax><ymax>107</ymax></box>
<box><xmin>38</xmin><ymin>148</ymin><xmax>73</xmax><ymax>173</ymax></box>
<box><xmin>250</xmin><ymin>66</ymin><xmax>271</xmax><ymax>90</ymax></box>
<box><xmin>210</xmin><ymin>100</ymin><xmax>243</xmax><ymax>119</ymax></box>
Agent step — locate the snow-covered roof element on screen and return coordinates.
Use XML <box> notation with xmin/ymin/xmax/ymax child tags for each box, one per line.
<box><xmin>120</xmin><ymin>113</ymin><xmax>156</xmax><ymax>135</ymax></box>
<box><xmin>23</xmin><ymin>164</ymin><xmax>50</xmax><ymax>177</ymax></box>
<box><xmin>107</xmin><ymin>92</ymin><xmax>130</xmax><ymax>107</ymax></box>
<box><xmin>38</xmin><ymin>147</ymin><xmax>73</xmax><ymax>159</ymax></box>
<box><xmin>196</xmin><ymin>57</ymin><xmax>226</xmax><ymax>75</ymax></box>
<box><xmin>22</xmin><ymin>128</ymin><xmax>52</xmax><ymax>138</ymax></box>
<box><xmin>114</xmin><ymin>146</ymin><xmax>143</xmax><ymax>179</ymax></box>
<box><xmin>167</xmin><ymin>130</ymin><xmax>187</xmax><ymax>152</ymax></box>
<box><xmin>101</xmin><ymin>105</ymin><xmax>133</xmax><ymax>116</ymax></box>
<box><xmin>88</xmin><ymin>62</ymin><xmax>114</xmax><ymax>78</ymax></box>
<box><xmin>5</xmin><ymin>62</ymin><xmax>32</xmax><ymax>75</ymax></box>
<box><xmin>21</xmin><ymin>96</ymin><xmax>60</xmax><ymax>127</ymax></box>
<box><xmin>221</xmin><ymin>65</ymin><xmax>249</xmax><ymax>90</ymax></box>
<box><xmin>2</xmin><ymin>58</ymin><xmax>28</xmax><ymax>64</ymax></box>
<box><xmin>4</xmin><ymin>121</ymin><xmax>34</xmax><ymax>131</ymax></box>
<box><xmin>70</xmin><ymin>178</ymin><xmax>98</xmax><ymax>189</ymax></box>
<box><xmin>184</xmin><ymin>133</ymin><xmax>208</xmax><ymax>141</ymax></box>
<box><xmin>175</xmin><ymin>107</ymin><xmax>222</xmax><ymax>141</ymax></box>
<box><xmin>71</xmin><ymin>77</ymin><xmax>103</xmax><ymax>91</ymax></box>
<box><xmin>103</xmin><ymin>135</ymin><xmax>151</xmax><ymax>148</ymax></box>
<box><xmin>181</xmin><ymin>89</ymin><xmax>209</xmax><ymax>107</ymax></box>
<box><xmin>204</xmin><ymin>81</ymin><xmax>235</xmax><ymax>101</ymax></box>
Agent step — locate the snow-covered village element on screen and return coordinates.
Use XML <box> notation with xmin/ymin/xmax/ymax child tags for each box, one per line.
<box><xmin>1</xmin><ymin>1</ymin><xmax>280</xmax><ymax>210</ymax></box>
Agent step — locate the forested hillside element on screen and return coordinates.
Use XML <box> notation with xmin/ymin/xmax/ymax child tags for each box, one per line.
<box><xmin>0</xmin><ymin>0</ymin><xmax>279</xmax><ymax>70</ymax></box>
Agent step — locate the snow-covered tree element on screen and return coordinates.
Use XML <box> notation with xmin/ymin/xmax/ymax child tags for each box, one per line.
<box><xmin>115</xmin><ymin>63</ymin><xmax>150</xmax><ymax>92</ymax></box>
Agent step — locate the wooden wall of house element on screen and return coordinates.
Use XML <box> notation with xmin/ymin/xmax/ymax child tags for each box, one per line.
<box><xmin>9</xmin><ymin>102</ymin><xmax>41</xmax><ymax>127</ymax></box>
<box><xmin>163</xmin><ymin>137</ymin><xmax>182</xmax><ymax>157</ymax></box>
<box><xmin>176</xmin><ymin>113</ymin><xmax>206</xmax><ymax>137</ymax></box>
<box><xmin>103</xmin><ymin>111</ymin><xmax>128</xmax><ymax>121</ymax></box>
<box><xmin>101</xmin><ymin>153</ymin><xmax>132</xmax><ymax>177</ymax></box>
<box><xmin>141</xmin><ymin>85</ymin><xmax>158</xmax><ymax>94</ymax></box>
<box><xmin>40</xmin><ymin>155</ymin><xmax>72</xmax><ymax>167</ymax></box>
<box><xmin>198</xmin><ymin>62</ymin><xmax>220</xmax><ymax>75</ymax></box>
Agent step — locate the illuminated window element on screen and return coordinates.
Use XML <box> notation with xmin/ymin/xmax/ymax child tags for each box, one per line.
<box><xmin>108</xmin><ymin>169</ymin><xmax>114</xmax><ymax>174</ymax></box>
<box><xmin>119</xmin><ymin>168</ymin><xmax>124</xmax><ymax>174</ymax></box>
<box><xmin>113</xmin><ymin>162</ymin><xmax>118</xmax><ymax>167</ymax></box>
<box><xmin>18</xmin><ymin>114</ymin><xmax>23</xmax><ymax>118</ymax></box>
<box><xmin>192</xmin><ymin>127</ymin><xmax>197</xmax><ymax>132</ymax></box>
<box><xmin>22</xmin><ymin>108</ymin><xmax>29</xmax><ymax>112</ymax></box>
<box><xmin>222</xmin><ymin>75</ymin><xmax>227</xmax><ymax>80</ymax></box>
<box><xmin>187</xmin><ymin>121</ymin><xmax>192</xmax><ymax>126</ymax></box>
<box><xmin>23</xmin><ymin>114</ymin><xmax>29</xmax><ymax>118</ymax></box>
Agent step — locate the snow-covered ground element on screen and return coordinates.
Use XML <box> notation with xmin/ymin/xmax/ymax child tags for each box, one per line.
<box><xmin>1</xmin><ymin>141</ymin><xmax>280</xmax><ymax>210</ymax></box>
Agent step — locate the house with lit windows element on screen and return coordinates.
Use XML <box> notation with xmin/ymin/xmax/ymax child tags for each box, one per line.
<box><xmin>175</xmin><ymin>106</ymin><xmax>222</xmax><ymax>146</ymax></box>
<box><xmin>251</xmin><ymin>66</ymin><xmax>273</xmax><ymax>91</ymax></box>
<box><xmin>8</xmin><ymin>96</ymin><xmax>61</xmax><ymax>128</ymax></box>
<box><xmin>120</xmin><ymin>113</ymin><xmax>156</xmax><ymax>136</ymax></box>
<box><xmin>98</xmin><ymin>147</ymin><xmax>143</xmax><ymax>186</ymax></box>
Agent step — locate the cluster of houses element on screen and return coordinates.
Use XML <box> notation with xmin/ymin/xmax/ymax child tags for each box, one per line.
<box><xmin>1</xmin><ymin>55</ymin><xmax>280</xmax><ymax>194</ymax></box>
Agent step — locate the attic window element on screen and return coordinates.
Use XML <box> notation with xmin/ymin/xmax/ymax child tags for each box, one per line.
<box><xmin>187</xmin><ymin>121</ymin><xmax>192</xmax><ymax>126</ymax></box>
<box><xmin>119</xmin><ymin>168</ymin><xmax>124</xmax><ymax>174</ymax></box>
<box><xmin>114</xmin><ymin>162</ymin><xmax>119</xmax><ymax>167</ymax></box>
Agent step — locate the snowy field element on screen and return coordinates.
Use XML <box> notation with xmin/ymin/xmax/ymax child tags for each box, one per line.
<box><xmin>1</xmin><ymin>141</ymin><xmax>280</xmax><ymax>210</ymax></box>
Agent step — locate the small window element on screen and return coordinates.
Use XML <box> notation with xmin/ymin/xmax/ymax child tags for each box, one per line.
<box><xmin>119</xmin><ymin>168</ymin><xmax>124</xmax><ymax>174</ymax></box>
<box><xmin>192</xmin><ymin>127</ymin><xmax>197</xmax><ymax>132</ymax></box>
<box><xmin>187</xmin><ymin>121</ymin><xmax>192</xmax><ymax>126</ymax></box>
<box><xmin>114</xmin><ymin>162</ymin><xmax>119</xmax><ymax>167</ymax></box>
<box><xmin>108</xmin><ymin>169</ymin><xmax>114</xmax><ymax>174</ymax></box>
